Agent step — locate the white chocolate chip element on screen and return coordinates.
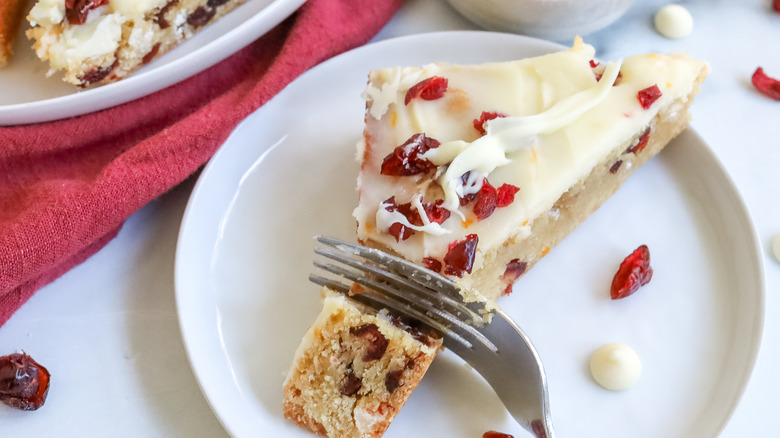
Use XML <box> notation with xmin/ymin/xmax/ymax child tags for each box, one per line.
<box><xmin>772</xmin><ymin>233</ymin><xmax>780</xmax><ymax>264</ymax></box>
<box><xmin>590</xmin><ymin>343</ymin><xmax>641</xmax><ymax>391</ymax></box>
<box><xmin>654</xmin><ymin>4</ymin><xmax>694</xmax><ymax>39</ymax></box>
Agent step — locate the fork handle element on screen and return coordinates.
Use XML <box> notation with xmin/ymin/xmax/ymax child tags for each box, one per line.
<box><xmin>479</xmin><ymin>310</ymin><xmax>556</xmax><ymax>438</ymax></box>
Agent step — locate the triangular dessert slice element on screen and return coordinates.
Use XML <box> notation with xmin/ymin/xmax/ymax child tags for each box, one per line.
<box><xmin>284</xmin><ymin>288</ymin><xmax>442</xmax><ymax>438</ymax></box>
<box><xmin>353</xmin><ymin>37</ymin><xmax>709</xmax><ymax>301</ymax></box>
<box><xmin>285</xmin><ymin>38</ymin><xmax>709</xmax><ymax>437</ymax></box>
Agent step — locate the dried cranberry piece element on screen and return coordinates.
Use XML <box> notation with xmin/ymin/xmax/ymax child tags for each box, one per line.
<box><xmin>340</xmin><ymin>368</ymin><xmax>362</xmax><ymax>396</ymax></box>
<box><xmin>404</xmin><ymin>76</ymin><xmax>448</xmax><ymax>105</ymax></box>
<box><xmin>473</xmin><ymin>179</ymin><xmax>520</xmax><ymax>219</ymax></box>
<box><xmin>350</xmin><ymin>324</ymin><xmax>389</xmax><ymax>361</ymax></box>
<box><xmin>383</xmin><ymin>197</ymin><xmax>450</xmax><ymax>242</ymax></box>
<box><xmin>473</xmin><ymin>111</ymin><xmax>508</xmax><ymax>135</ymax></box>
<box><xmin>531</xmin><ymin>419</ymin><xmax>549</xmax><ymax>438</ymax></box>
<box><xmin>64</xmin><ymin>0</ymin><xmax>108</xmax><ymax>25</ymax></box>
<box><xmin>458</xmin><ymin>172</ymin><xmax>480</xmax><ymax>206</ymax></box>
<box><xmin>142</xmin><ymin>43</ymin><xmax>162</xmax><ymax>65</ymax></box>
<box><xmin>380</xmin><ymin>133</ymin><xmax>441</xmax><ymax>177</ymax></box>
<box><xmin>396</xmin><ymin>199</ymin><xmax>450</xmax><ymax>227</ymax></box>
<box><xmin>388</xmin><ymin>222</ymin><xmax>413</xmax><ymax>242</ymax></box>
<box><xmin>752</xmin><ymin>67</ymin><xmax>780</xmax><ymax>101</ymax></box>
<box><xmin>155</xmin><ymin>0</ymin><xmax>180</xmax><ymax>29</ymax></box>
<box><xmin>637</xmin><ymin>85</ymin><xmax>662</xmax><ymax>109</ymax></box>
<box><xmin>496</xmin><ymin>183</ymin><xmax>520</xmax><ymax>208</ymax></box>
<box><xmin>187</xmin><ymin>6</ymin><xmax>216</xmax><ymax>28</ymax></box>
<box><xmin>0</xmin><ymin>352</ymin><xmax>50</xmax><ymax>411</ymax></box>
<box><xmin>589</xmin><ymin>59</ymin><xmax>600</xmax><ymax>68</ymax></box>
<box><xmin>78</xmin><ymin>59</ymin><xmax>118</xmax><ymax>87</ymax></box>
<box><xmin>774</xmin><ymin>0</ymin><xmax>780</xmax><ymax>13</ymax></box>
<box><xmin>628</xmin><ymin>128</ymin><xmax>651</xmax><ymax>154</ymax></box>
<box><xmin>610</xmin><ymin>245</ymin><xmax>653</xmax><ymax>299</ymax></box>
<box><xmin>483</xmin><ymin>432</ymin><xmax>514</xmax><ymax>438</ymax></box>
<box><xmin>383</xmin><ymin>197</ymin><xmax>415</xmax><ymax>241</ymax></box>
<box><xmin>609</xmin><ymin>160</ymin><xmax>622</xmax><ymax>174</ymax></box>
<box><xmin>473</xmin><ymin>179</ymin><xmax>498</xmax><ymax>220</ymax></box>
<box><xmin>383</xmin><ymin>196</ymin><xmax>414</xmax><ymax>242</ymax></box>
<box><xmin>422</xmin><ymin>257</ymin><xmax>442</xmax><ymax>273</ymax></box>
<box><xmin>389</xmin><ymin>315</ymin><xmax>438</xmax><ymax>347</ymax></box>
<box><xmin>421</xmin><ymin>200</ymin><xmax>451</xmax><ymax>225</ymax></box>
<box><xmin>500</xmin><ymin>259</ymin><xmax>527</xmax><ymax>295</ymax></box>
<box><xmin>385</xmin><ymin>369</ymin><xmax>404</xmax><ymax>394</ymax></box>
<box><xmin>383</xmin><ymin>196</ymin><xmax>399</xmax><ymax>211</ymax></box>
<box><xmin>443</xmin><ymin>234</ymin><xmax>478</xmax><ymax>277</ymax></box>
<box><xmin>460</xmin><ymin>193</ymin><xmax>476</xmax><ymax>206</ymax></box>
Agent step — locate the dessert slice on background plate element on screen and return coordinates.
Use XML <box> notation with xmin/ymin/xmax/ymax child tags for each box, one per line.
<box><xmin>26</xmin><ymin>0</ymin><xmax>249</xmax><ymax>86</ymax></box>
<box><xmin>0</xmin><ymin>0</ymin><xmax>30</xmax><ymax>66</ymax></box>
<box><xmin>354</xmin><ymin>36</ymin><xmax>709</xmax><ymax>302</ymax></box>
<box><xmin>284</xmin><ymin>288</ymin><xmax>442</xmax><ymax>438</ymax></box>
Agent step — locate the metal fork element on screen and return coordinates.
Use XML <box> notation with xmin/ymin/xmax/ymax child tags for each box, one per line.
<box><xmin>310</xmin><ymin>235</ymin><xmax>556</xmax><ymax>438</ymax></box>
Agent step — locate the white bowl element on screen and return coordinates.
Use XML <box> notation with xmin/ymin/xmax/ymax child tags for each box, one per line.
<box><xmin>446</xmin><ymin>0</ymin><xmax>635</xmax><ymax>41</ymax></box>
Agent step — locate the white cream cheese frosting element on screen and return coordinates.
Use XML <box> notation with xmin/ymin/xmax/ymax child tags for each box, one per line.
<box><xmin>28</xmin><ymin>0</ymin><xmax>167</xmax><ymax>70</ymax></box>
<box><xmin>30</xmin><ymin>0</ymin><xmax>167</xmax><ymax>25</ymax></box>
<box><xmin>33</xmin><ymin>10</ymin><xmax>125</xmax><ymax>68</ymax></box>
<box><xmin>28</xmin><ymin>0</ymin><xmax>65</xmax><ymax>27</ymax></box>
<box><xmin>354</xmin><ymin>37</ymin><xmax>708</xmax><ymax>270</ymax></box>
<box><xmin>110</xmin><ymin>0</ymin><xmax>168</xmax><ymax>18</ymax></box>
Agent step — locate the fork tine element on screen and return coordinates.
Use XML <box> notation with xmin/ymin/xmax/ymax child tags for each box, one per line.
<box><xmin>314</xmin><ymin>246</ymin><xmax>485</xmax><ymax>326</ymax></box>
<box><xmin>310</xmin><ymin>239</ymin><xmax>499</xmax><ymax>352</ymax></box>
<box><xmin>312</xmin><ymin>236</ymin><xmax>555</xmax><ymax>438</ymax></box>
<box><xmin>311</xmin><ymin>258</ymin><xmax>498</xmax><ymax>352</ymax></box>
<box><xmin>316</xmin><ymin>235</ymin><xmax>464</xmax><ymax>301</ymax></box>
<box><xmin>308</xmin><ymin>271</ymin><xmax>478</xmax><ymax>348</ymax></box>
<box><xmin>308</xmin><ymin>273</ymin><xmax>350</xmax><ymax>294</ymax></box>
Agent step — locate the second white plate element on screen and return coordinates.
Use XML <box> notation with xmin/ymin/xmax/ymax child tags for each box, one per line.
<box><xmin>175</xmin><ymin>31</ymin><xmax>764</xmax><ymax>437</ymax></box>
<box><xmin>0</xmin><ymin>0</ymin><xmax>305</xmax><ymax>125</ymax></box>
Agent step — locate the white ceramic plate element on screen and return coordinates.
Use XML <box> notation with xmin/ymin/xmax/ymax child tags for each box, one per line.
<box><xmin>175</xmin><ymin>31</ymin><xmax>764</xmax><ymax>437</ymax></box>
<box><xmin>0</xmin><ymin>0</ymin><xmax>305</xmax><ymax>126</ymax></box>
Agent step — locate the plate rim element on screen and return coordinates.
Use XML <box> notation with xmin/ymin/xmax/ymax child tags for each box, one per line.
<box><xmin>0</xmin><ymin>0</ymin><xmax>306</xmax><ymax>126</ymax></box>
<box><xmin>658</xmin><ymin>127</ymin><xmax>765</xmax><ymax>434</ymax></box>
<box><xmin>173</xmin><ymin>29</ymin><xmax>765</xmax><ymax>437</ymax></box>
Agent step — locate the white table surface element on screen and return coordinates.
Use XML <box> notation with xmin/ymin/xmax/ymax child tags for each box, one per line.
<box><xmin>1</xmin><ymin>0</ymin><xmax>777</xmax><ymax>436</ymax></box>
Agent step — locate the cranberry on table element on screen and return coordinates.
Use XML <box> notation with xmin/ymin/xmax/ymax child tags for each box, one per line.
<box><xmin>0</xmin><ymin>352</ymin><xmax>51</xmax><ymax>411</ymax></box>
<box><xmin>752</xmin><ymin>67</ymin><xmax>780</xmax><ymax>101</ymax></box>
<box><xmin>483</xmin><ymin>431</ymin><xmax>514</xmax><ymax>438</ymax></box>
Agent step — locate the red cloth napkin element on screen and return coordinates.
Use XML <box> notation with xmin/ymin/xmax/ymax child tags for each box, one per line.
<box><xmin>0</xmin><ymin>0</ymin><xmax>405</xmax><ymax>327</ymax></box>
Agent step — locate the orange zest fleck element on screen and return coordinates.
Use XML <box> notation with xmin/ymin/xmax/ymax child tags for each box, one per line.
<box><xmin>541</xmin><ymin>246</ymin><xmax>550</xmax><ymax>256</ymax></box>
